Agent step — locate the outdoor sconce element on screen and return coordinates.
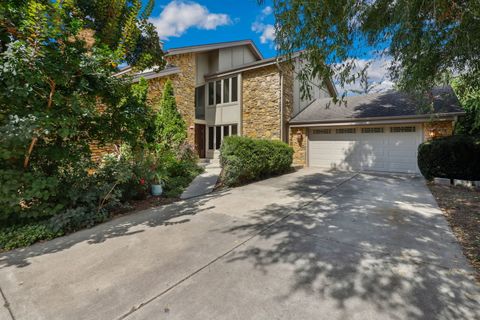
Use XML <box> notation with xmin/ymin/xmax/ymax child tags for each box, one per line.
<box><xmin>296</xmin><ymin>129</ymin><xmax>303</xmax><ymax>145</ymax></box>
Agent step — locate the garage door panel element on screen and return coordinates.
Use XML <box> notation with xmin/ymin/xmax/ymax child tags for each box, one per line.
<box><xmin>308</xmin><ymin>125</ymin><xmax>422</xmax><ymax>173</ymax></box>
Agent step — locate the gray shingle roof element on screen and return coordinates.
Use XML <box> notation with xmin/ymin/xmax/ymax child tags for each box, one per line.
<box><xmin>290</xmin><ymin>86</ymin><xmax>464</xmax><ymax>124</ymax></box>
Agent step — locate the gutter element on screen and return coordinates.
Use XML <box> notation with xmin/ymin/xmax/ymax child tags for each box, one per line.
<box><xmin>289</xmin><ymin>113</ymin><xmax>464</xmax><ymax>128</ymax></box>
<box><xmin>276</xmin><ymin>58</ymin><xmax>284</xmax><ymax>141</ymax></box>
<box><xmin>205</xmin><ymin>59</ymin><xmax>277</xmax><ymax>80</ymax></box>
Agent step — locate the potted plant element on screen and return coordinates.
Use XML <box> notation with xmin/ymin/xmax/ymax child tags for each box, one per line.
<box><xmin>151</xmin><ymin>169</ymin><xmax>168</xmax><ymax>196</ymax></box>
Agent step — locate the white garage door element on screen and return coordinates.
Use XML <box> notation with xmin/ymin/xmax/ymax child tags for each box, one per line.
<box><xmin>308</xmin><ymin>124</ymin><xmax>423</xmax><ymax>173</ymax></box>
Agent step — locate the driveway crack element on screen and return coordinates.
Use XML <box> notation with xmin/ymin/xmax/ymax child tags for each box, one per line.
<box><xmin>0</xmin><ymin>284</ymin><xmax>15</xmax><ymax>320</ymax></box>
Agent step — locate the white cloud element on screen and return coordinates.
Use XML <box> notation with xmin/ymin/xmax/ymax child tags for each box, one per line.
<box><xmin>150</xmin><ymin>0</ymin><xmax>231</xmax><ymax>39</ymax></box>
<box><xmin>251</xmin><ymin>6</ymin><xmax>275</xmax><ymax>45</ymax></box>
<box><xmin>262</xmin><ymin>6</ymin><xmax>273</xmax><ymax>15</ymax></box>
<box><xmin>335</xmin><ymin>57</ymin><xmax>395</xmax><ymax>96</ymax></box>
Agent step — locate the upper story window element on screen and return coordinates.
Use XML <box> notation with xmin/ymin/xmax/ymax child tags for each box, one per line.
<box><xmin>208</xmin><ymin>76</ymin><xmax>239</xmax><ymax>106</ymax></box>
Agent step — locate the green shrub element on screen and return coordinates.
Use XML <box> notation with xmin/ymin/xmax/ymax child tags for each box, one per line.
<box><xmin>418</xmin><ymin>135</ymin><xmax>480</xmax><ymax>180</ymax></box>
<box><xmin>0</xmin><ymin>223</ymin><xmax>61</xmax><ymax>251</ymax></box>
<box><xmin>220</xmin><ymin>136</ymin><xmax>293</xmax><ymax>186</ymax></box>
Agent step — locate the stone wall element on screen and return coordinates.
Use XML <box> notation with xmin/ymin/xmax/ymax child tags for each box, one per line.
<box><xmin>423</xmin><ymin>120</ymin><xmax>454</xmax><ymax>141</ymax></box>
<box><xmin>289</xmin><ymin>127</ymin><xmax>307</xmax><ymax>166</ymax></box>
<box><xmin>242</xmin><ymin>65</ymin><xmax>282</xmax><ymax>139</ymax></box>
<box><xmin>146</xmin><ymin>53</ymin><xmax>196</xmax><ymax>146</ymax></box>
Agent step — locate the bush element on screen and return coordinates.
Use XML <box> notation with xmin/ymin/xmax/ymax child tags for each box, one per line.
<box><xmin>220</xmin><ymin>136</ymin><xmax>293</xmax><ymax>186</ymax></box>
<box><xmin>0</xmin><ymin>223</ymin><xmax>60</xmax><ymax>251</ymax></box>
<box><xmin>418</xmin><ymin>135</ymin><xmax>480</xmax><ymax>181</ymax></box>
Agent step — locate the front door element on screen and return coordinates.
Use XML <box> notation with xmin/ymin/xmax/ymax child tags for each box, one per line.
<box><xmin>195</xmin><ymin>124</ymin><xmax>206</xmax><ymax>158</ymax></box>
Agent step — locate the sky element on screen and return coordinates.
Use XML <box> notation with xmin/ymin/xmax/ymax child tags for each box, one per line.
<box><xmin>147</xmin><ymin>0</ymin><xmax>393</xmax><ymax>94</ymax></box>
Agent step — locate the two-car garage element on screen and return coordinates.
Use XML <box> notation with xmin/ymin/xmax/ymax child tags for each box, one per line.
<box><xmin>307</xmin><ymin>124</ymin><xmax>423</xmax><ymax>173</ymax></box>
<box><xmin>289</xmin><ymin>87</ymin><xmax>463</xmax><ymax>174</ymax></box>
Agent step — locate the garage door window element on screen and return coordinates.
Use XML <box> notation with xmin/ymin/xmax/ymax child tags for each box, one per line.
<box><xmin>361</xmin><ymin>127</ymin><xmax>384</xmax><ymax>133</ymax></box>
<box><xmin>312</xmin><ymin>129</ymin><xmax>331</xmax><ymax>134</ymax></box>
<box><xmin>390</xmin><ymin>126</ymin><xmax>416</xmax><ymax>133</ymax></box>
<box><xmin>336</xmin><ymin>128</ymin><xmax>356</xmax><ymax>134</ymax></box>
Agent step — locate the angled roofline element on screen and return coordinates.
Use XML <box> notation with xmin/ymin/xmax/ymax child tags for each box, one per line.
<box><xmin>131</xmin><ymin>66</ymin><xmax>181</xmax><ymax>82</ymax></box>
<box><xmin>165</xmin><ymin>40</ymin><xmax>263</xmax><ymax>60</ymax></box>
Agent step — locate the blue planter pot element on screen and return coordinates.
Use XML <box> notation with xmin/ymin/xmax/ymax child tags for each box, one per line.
<box><xmin>151</xmin><ymin>184</ymin><xmax>163</xmax><ymax>196</ymax></box>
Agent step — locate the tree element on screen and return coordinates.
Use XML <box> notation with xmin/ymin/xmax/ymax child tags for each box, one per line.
<box><xmin>452</xmin><ymin>76</ymin><xmax>480</xmax><ymax>136</ymax></box>
<box><xmin>154</xmin><ymin>80</ymin><xmax>187</xmax><ymax>151</ymax></box>
<box><xmin>0</xmin><ymin>0</ymin><xmax>162</xmax><ymax>221</ymax></box>
<box><xmin>265</xmin><ymin>0</ymin><xmax>480</xmax><ymax>97</ymax></box>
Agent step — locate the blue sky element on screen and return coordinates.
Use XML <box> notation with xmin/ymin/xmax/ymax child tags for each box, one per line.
<box><xmin>149</xmin><ymin>0</ymin><xmax>276</xmax><ymax>58</ymax></box>
<box><xmin>147</xmin><ymin>0</ymin><xmax>394</xmax><ymax>93</ymax></box>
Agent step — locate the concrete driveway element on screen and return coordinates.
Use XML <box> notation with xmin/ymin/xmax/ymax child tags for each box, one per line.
<box><xmin>1</xmin><ymin>169</ymin><xmax>479</xmax><ymax>320</ymax></box>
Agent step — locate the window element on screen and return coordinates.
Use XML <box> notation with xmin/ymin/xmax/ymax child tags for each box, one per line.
<box><xmin>336</xmin><ymin>128</ymin><xmax>356</xmax><ymax>134</ymax></box>
<box><xmin>312</xmin><ymin>129</ymin><xmax>331</xmax><ymax>134</ymax></box>
<box><xmin>231</xmin><ymin>76</ymin><xmax>238</xmax><ymax>102</ymax></box>
<box><xmin>208</xmin><ymin>82</ymin><xmax>214</xmax><ymax>105</ymax></box>
<box><xmin>223</xmin><ymin>125</ymin><xmax>229</xmax><ymax>137</ymax></box>
<box><xmin>361</xmin><ymin>127</ymin><xmax>384</xmax><ymax>133</ymax></box>
<box><xmin>390</xmin><ymin>126</ymin><xmax>416</xmax><ymax>133</ymax></box>
<box><xmin>208</xmin><ymin>125</ymin><xmax>239</xmax><ymax>150</ymax></box>
<box><xmin>215</xmin><ymin>125</ymin><xmax>222</xmax><ymax>149</ymax></box>
<box><xmin>208</xmin><ymin>127</ymin><xmax>214</xmax><ymax>150</ymax></box>
<box><xmin>195</xmin><ymin>86</ymin><xmax>205</xmax><ymax>120</ymax></box>
<box><xmin>215</xmin><ymin>80</ymin><xmax>221</xmax><ymax>104</ymax></box>
<box><xmin>207</xmin><ymin>75</ymin><xmax>239</xmax><ymax>105</ymax></box>
<box><xmin>223</xmin><ymin>78</ymin><xmax>230</xmax><ymax>103</ymax></box>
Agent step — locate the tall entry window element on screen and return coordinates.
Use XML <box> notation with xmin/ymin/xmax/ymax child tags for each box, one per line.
<box><xmin>207</xmin><ymin>124</ymin><xmax>238</xmax><ymax>150</ymax></box>
<box><xmin>208</xmin><ymin>76</ymin><xmax>239</xmax><ymax>106</ymax></box>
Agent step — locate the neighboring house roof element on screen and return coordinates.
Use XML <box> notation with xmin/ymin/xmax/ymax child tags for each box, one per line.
<box><xmin>166</xmin><ymin>39</ymin><xmax>263</xmax><ymax>60</ymax></box>
<box><xmin>290</xmin><ymin>86</ymin><xmax>465</xmax><ymax>125</ymax></box>
<box><xmin>131</xmin><ymin>65</ymin><xmax>180</xmax><ymax>82</ymax></box>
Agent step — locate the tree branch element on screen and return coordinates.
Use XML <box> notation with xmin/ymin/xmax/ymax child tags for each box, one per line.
<box><xmin>23</xmin><ymin>78</ymin><xmax>56</xmax><ymax>169</ymax></box>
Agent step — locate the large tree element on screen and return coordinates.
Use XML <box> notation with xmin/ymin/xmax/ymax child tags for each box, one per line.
<box><xmin>0</xmin><ymin>0</ymin><xmax>162</xmax><ymax>221</ymax></box>
<box><xmin>265</xmin><ymin>0</ymin><xmax>480</xmax><ymax>96</ymax></box>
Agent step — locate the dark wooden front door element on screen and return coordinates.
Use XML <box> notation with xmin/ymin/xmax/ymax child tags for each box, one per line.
<box><xmin>195</xmin><ymin>124</ymin><xmax>206</xmax><ymax>158</ymax></box>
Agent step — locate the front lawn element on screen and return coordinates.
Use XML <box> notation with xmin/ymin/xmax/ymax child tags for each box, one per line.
<box><xmin>428</xmin><ymin>183</ymin><xmax>480</xmax><ymax>281</ymax></box>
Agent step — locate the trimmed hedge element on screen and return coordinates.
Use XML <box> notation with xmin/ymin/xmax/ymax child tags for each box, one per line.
<box><xmin>418</xmin><ymin>135</ymin><xmax>480</xmax><ymax>181</ymax></box>
<box><xmin>220</xmin><ymin>136</ymin><xmax>293</xmax><ymax>186</ymax></box>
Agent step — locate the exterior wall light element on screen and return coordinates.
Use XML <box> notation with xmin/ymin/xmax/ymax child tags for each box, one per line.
<box><xmin>296</xmin><ymin>129</ymin><xmax>303</xmax><ymax>145</ymax></box>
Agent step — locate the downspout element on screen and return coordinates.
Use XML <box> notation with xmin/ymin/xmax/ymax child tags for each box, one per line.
<box><xmin>276</xmin><ymin>58</ymin><xmax>284</xmax><ymax>142</ymax></box>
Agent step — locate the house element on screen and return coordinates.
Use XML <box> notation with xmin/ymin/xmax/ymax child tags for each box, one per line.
<box><xmin>117</xmin><ymin>40</ymin><xmax>464</xmax><ymax>174</ymax></box>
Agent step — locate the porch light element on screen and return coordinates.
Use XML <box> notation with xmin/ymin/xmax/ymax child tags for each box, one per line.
<box><xmin>296</xmin><ymin>130</ymin><xmax>303</xmax><ymax>145</ymax></box>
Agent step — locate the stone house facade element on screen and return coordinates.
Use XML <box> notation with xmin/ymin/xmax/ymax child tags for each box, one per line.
<box><xmin>116</xmin><ymin>40</ymin><xmax>464</xmax><ymax>174</ymax></box>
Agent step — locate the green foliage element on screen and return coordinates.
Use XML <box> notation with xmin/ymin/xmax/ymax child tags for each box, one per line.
<box><xmin>266</xmin><ymin>0</ymin><xmax>480</xmax><ymax>96</ymax></box>
<box><xmin>452</xmin><ymin>77</ymin><xmax>480</xmax><ymax>136</ymax></box>
<box><xmin>220</xmin><ymin>136</ymin><xmax>293</xmax><ymax>187</ymax></box>
<box><xmin>161</xmin><ymin>146</ymin><xmax>202</xmax><ymax>197</ymax></box>
<box><xmin>0</xmin><ymin>223</ymin><xmax>61</xmax><ymax>251</ymax></box>
<box><xmin>154</xmin><ymin>80</ymin><xmax>188</xmax><ymax>151</ymax></box>
<box><xmin>418</xmin><ymin>135</ymin><xmax>480</xmax><ymax>181</ymax></box>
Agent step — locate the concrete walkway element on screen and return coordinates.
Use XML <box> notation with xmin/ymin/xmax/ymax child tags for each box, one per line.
<box><xmin>0</xmin><ymin>169</ymin><xmax>479</xmax><ymax>320</ymax></box>
<box><xmin>180</xmin><ymin>159</ymin><xmax>221</xmax><ymax>199</ymax></box>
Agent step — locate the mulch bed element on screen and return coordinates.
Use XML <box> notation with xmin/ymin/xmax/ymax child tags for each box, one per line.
<box><xmin>428</xmin><ymin>183</ymin><xmax>480</xmax><ymax>281</ymax></box>
<box><xmin>111</xmin><ymin>196</ymin><xmax>179</xmax><ymax>217</ymax></box>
